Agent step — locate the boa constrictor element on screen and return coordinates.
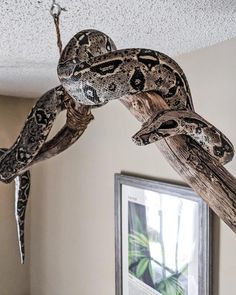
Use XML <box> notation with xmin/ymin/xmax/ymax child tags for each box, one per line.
<box><xmin>0</xmin><ymin>87</ymin><xmax>67</xmax><ymax>263</ymax></box>
<box><xmin>0</xmin><ymin>29</ymin><xmax>233</xmax><ymax>262</ymax></box>
<box><xmin>58</xmin><ymin>29</ymin><xmax>234</xmax><ymax>164</ymax></box>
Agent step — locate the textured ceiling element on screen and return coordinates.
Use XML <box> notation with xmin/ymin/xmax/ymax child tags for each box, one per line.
<box><xmin>0</xmin><ymin>0</ymin><xmax>236</xmax><ymax>98</ymax></box>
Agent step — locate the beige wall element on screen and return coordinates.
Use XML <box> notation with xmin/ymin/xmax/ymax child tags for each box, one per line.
<box><xmin>0</xmin><ymin>96</ymin><xmax>32</xmax><ymax>295</ymax></box>
<box><xmin>28</xmin><ymin>37</ymin><xmax>236</xmax><ymax>295</ymax></box>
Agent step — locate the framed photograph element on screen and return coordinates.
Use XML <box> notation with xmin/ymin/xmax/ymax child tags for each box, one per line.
<box><xmin>115</xmin><ymin>174</ymin><xmax>212</xmax><ymax>295</ymax></box>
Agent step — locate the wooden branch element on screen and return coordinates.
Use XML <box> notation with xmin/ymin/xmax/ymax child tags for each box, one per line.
<box><xmin>120</xmin><ymin>91</ymin><xmax>236</xmax><ymax>233</ymax></box>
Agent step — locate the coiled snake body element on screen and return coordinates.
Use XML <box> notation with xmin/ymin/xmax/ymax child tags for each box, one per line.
<box><xmin>0</xmin><ymin>29</ymin><xmax>234</xmax><ymax>262</ymax></box>
<box><xmin>58</xmin><ymin>29</ymin><xmax>233</xmax><ymax>164</ymax></box>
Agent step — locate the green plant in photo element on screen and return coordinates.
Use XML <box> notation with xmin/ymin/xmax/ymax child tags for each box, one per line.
<box><xmin>128</xmin><ymin>231</ymin><xmax>150</xmax><ymax>274</ymax></box>
<box><xmin>129</xmin><ymin>230</ymin><xmax>187</xmax><ymax>295</ymax></box>
<box><xmin>128</xmin><ymin>203</ymin><xmax>188</xmax><ymax>295</ymax></box>
<box><xmin>156</xmin><ymin>273</ymin><xmax>186</xmax><ymax>295</ymax></box>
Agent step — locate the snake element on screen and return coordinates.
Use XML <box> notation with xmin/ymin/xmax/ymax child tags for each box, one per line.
<box><xmin>0</xmin><ymin>29</ymin><xmax>234</xmax><ymax>262</ymax></box>
<box><xmin>0</xmin><ymin>87</ymin><xmax>66</xmax><ymax>263</ymax></box>
<box><xmin>132</xmin><ymin>110</ymin><xmax>234</xmax><ymax>164</ymax></box>
<box><xmin>57</xmin><ymin>29</ymin><xmax>234</xmax><ymax>164</ymax></box>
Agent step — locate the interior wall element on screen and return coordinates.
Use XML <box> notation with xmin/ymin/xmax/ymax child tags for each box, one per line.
<box><xmin>30</xmin><ymin>37</ymin><xmax>236</xmax><ymax>295</ymax></box>
<box><xmin>0</xmin><ymin>96</ymin><xmax>33</xmax><ymax>295</ymax></box>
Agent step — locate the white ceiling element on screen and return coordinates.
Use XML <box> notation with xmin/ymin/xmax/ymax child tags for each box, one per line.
<box><xmin>0</xmin><ymin>0</ymin><xmax>236</xmax><ymax>98</ymax></box>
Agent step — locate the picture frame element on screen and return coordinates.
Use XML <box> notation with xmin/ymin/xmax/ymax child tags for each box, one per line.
<box><xmin>115</xmin><ymin>174</ymin><xmax>212</xmax><ymax>295</ymax></box>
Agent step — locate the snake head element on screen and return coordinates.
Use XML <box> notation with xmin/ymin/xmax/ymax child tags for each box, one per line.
<box><xmin>132</xmin><ymin>110</ymin><xmax>183</xmax><ymax>146</ymax></box>
<box><xmin>132</xmin><ymin>125</ymin><xmax>161</xmax><ymax>145</ymax></box>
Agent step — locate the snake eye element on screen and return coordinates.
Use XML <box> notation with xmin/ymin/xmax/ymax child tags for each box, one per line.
<box><xmin>213</xmin><ymin>146</ymin><xmax>224</xmax><ymax>158</ymax></box>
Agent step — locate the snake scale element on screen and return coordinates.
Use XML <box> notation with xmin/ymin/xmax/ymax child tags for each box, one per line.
<box><xmin>0</xmin><ymin>29</ymin><xmax>234</xmax><ymax>262</ymax></box>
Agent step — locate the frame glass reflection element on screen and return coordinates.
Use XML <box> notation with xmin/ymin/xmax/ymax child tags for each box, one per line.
<box><xmin>115</xmin><ymin>174</ymin><xmax>212</xmax><ymax>295</ymax></box>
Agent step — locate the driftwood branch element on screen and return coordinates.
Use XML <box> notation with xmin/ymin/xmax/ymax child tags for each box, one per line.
<box><xmin>120</xmin><ymin>92</ymin><xmax>236</xmax><ymax>233</ymax></box>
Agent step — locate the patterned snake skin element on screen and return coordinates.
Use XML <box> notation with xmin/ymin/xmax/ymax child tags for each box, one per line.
<box><xmin>132</xmin><ymin>110</ymin><xmax>234</xmax><ymax>164</ymax></box>
<box><xmin>14</xmin><ymin>170</ymin><xmax>30</xmax><ymax>264</ymax></box>
<box><xmin>58</xmin><ymin>30</ymin><xmax>194</xmax><ymax>110</ymax></box>
<box><xmin>0</xmin><ymin>86</ymin><xmax>66</xmax><ymax>183</ymax></box>
<box><xmin>0</xmin><ymin>149</ymin><xmax>30</xmax><ymax>264</ymax></box>
<box><xmin>58</xmin><ymin>29</ymin><xmax>234</xmax><ymax>164</ymax></box>
<box><xmin>0</xmin><ymin>86</ymin><xmax>66</xmax><ymax>263</ymax></box>
<box><xmin>0</xmin><ymin>29</ymin><xmax>234</xmax><ymax>262</ymax></box>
